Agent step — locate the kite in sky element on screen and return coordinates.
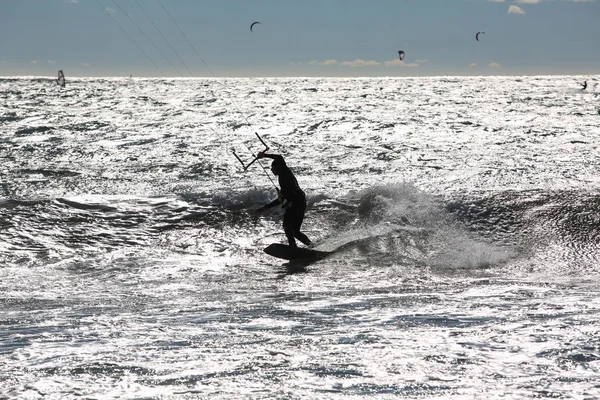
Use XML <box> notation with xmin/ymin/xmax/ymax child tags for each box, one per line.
<box><xmin>250</xmin><ymin>22</ymin><xmax>261</xmax><ymax>32</ymax></box>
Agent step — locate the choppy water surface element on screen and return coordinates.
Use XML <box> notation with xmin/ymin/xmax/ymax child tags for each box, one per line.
<box><xmin>1</xmin><ymin>76</ymin><xmax>600</xmax><ymax>399</ymax></box>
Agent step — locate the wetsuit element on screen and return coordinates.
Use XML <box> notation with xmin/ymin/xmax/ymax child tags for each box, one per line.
<box><xmin>262</xmin><ymin>155</ymin><xmax>311</xmax><ymax>248</ymax></box>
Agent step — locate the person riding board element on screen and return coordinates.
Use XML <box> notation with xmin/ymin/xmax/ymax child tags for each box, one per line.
<box><xmin>255</xmin><ymin>151</ymin><xmax>312</xmax><ymax>249</ymax></box>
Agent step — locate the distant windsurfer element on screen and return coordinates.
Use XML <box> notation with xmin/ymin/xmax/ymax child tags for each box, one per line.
<box><xmin>57</xmin><ymin>70</ymin><xmax>66</xmax><ymax>88</ymax></box>
<box><xmin>255</xmin><ymin>152</ymin><xmax>312</xmax><ymax>249</ymax></box>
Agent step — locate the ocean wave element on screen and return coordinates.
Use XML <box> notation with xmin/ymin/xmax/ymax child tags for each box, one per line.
<box><xmin>2</xmin><ymin>182</ymin><xmax>599</xmax><ymax>274</ymax></box>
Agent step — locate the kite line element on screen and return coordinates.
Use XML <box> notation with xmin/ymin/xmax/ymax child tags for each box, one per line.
<box><xmin>96</xmin><ymin>0</ymin><xmax>276</xmax><ymax>186</ymax></box>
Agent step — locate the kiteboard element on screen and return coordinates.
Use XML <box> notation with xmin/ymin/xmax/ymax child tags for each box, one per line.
<box><xmin>264</xmin><ymin>243</ymin><xmax>331</xmax><ymax>261</ymax></box>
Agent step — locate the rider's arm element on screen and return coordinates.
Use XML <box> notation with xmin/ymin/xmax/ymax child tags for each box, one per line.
<box><xmin>257</xmin><ymin>152</ymin><xmax>284</xmax><ymax>165</ymax></box>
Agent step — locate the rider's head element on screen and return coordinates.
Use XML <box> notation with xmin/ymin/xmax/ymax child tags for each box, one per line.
<box><xmin>271</xmin><ymin>158</ymin><xmax>286</xmax><ymax>175</ymax></box>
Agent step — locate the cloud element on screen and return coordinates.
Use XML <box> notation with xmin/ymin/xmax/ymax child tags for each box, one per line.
<box><xmin>469</xmin><ymin>63</ymin><xmax>478</xmax><ymax>67</ymax></box>
<box><xmin>308</xmin><ymin>59</ymin><xmax>338</xmax><ymax>66</ymax></box>
<box><xmin>30</xmin><ymin>60</ymin><xmax>38</xmax><ymax>64</ymax></box>
<box><xmin>489</xmin><ymin>62</ymin><xmax>501</xmax><ymax>68</ymax></box>
<box><xmin>308</xmin><ymin>58</ymin><xmax>424</xmax><ymax>69</ymax></box>
<box><xmin>105</xmin><ymin>7</ymin><xmax>116</xmax><ymax>14</ymax></box>
<box><xmin>69</xmin><ymin>0</ymin><xmax>79</xmax><ymax>3</ymax></box>
<box><xmin>48</xmin><ymin>60</ymin><xmax>56</xmax><ymax>65</ymax></box>
<box><xmin>508</xmin><ymin>5</ymin><xmax>525</xmax><ymax>13</ymax></box>
<box><xmin>339</xmin><ymin>59</ymin><xmax>381</xmax><ymax>68</ymax></box>
<box><xmin>81</xmin><ymin>63</ymin><xmax>91</xmax><ymax>67</ymax></box>
<box><xmin>495</xmin><ymin>0</ymin><xmax>594</xmax><ymax>2</ymax></box>
<box><xmin>383</xmin><ymin>59</ymin><xmax>420</xmax><ymax>68</ymax></box>
<box><xmin>415</xmin><ymin>59</ymin><xmax>429</xmax><ymax>64</ymax></box>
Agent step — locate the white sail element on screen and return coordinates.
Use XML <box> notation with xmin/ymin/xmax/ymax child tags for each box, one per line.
<box><xmin>57</xmin><ymin>70</ymin><xmax>66</xmax><ymax>88</ymax></box>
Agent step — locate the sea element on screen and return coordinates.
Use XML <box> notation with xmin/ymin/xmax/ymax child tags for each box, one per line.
<box><xmin>1</xmin><ymin>75</ymin><xmax>599</xmax><ymax>399</ymax></box>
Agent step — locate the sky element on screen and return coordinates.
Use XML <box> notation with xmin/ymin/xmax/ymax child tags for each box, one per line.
<box><xmin>0</xmin><ymin>0</ymin><xmax>598</xmax><ymax>77</ymax></box>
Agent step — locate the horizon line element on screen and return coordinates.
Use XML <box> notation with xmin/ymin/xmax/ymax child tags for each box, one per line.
<box><xmin>1</xmin><ymin>73</ymin><xmax>598</xmax><ymax>79</ymax></box>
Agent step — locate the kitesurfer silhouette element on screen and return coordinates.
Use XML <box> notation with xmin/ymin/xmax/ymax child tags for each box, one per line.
<box><xmin>581</xmin><ymin>81</ymin><xmax>588</xmax><ymax>91</ymax></box>
<box><xmin>255</xmin><ymin>152</ymin><xmax>312</xmax><ymax>249</ymax></box>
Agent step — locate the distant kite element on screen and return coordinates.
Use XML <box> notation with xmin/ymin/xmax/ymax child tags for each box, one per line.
<box><xmin>398</xmin><ymin>50</ymin><xmax>405</xmax><ymax>61</ymax></box>
<box><xmin>476</xmin><ymin>31</ymin><xmax>485</xmax><ymax>41</ymax></box>
<box><xmin>250</xmin><ymin>21</ymin><xmax>261</xmax><ymax>32</ymax></box>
